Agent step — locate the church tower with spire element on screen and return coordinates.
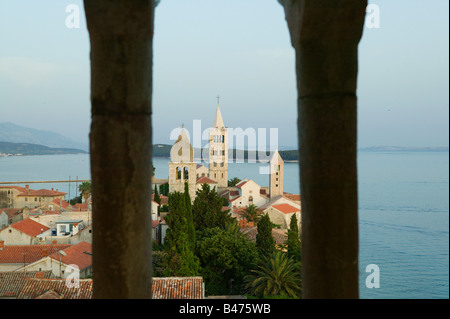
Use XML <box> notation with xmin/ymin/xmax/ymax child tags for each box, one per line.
<box><xmin>209</xmin><ymin>96</ymin><xmax>228</xmax><ymax>188</ymax></box>
<box><xmin>269</xmin><ymin>150</ymin><xmax>284</xmax><ymax>199</ymax></box>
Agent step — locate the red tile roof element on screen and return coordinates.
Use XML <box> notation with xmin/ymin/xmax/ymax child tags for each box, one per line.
<box><xmin>0</xmin><ymin>186</ymin><xmax>27</xmax><ymax>193</ymax></box>
<box><xmin>10</xmin><ymin>218</ymin><xmax>49</xmax><ymax>237</ymax></box>
<box><xmin>0</xmin><ymin>244</ymin><xmax>72</xmax><ymax>264</ymax></box>
<box><xmin>152</xmin><ymin>277</ymin><xmax>203</xmax><ymax>299</ymax></box>
<box><xmin>152</xmin><ymin>193</ymin><xmax>168</xmax><ymax>205</ymax></box>
<box><xmin>73</xmin><ymin>203</ymin><xmax>89</xmax><ymax>211</ymax></box>
<box><xmin>196</xmin><ymin>176</ymin><xmax>217</xmax><ymax>184</ymax></box>
<box><xmin>17</xmin><ymin>278</ymin><xmax>93</xmax><ymax>299</ymax></box>
<box><xmin>49</xmin><ymin>241</ymin><xmax>92</xmax><ymax>271</ymax></box>
<box><xmin>236</xmin><ymin>181</ymin><xmax>248</xmax><ymax>189</ymax></box>
<box><xmin>18</xmin><ymin>189</ymin><xmax>66</xmax><ymax>197</ymax></box>
<box><xmin>283</xmin><ymin>192</ymin><xmax>301</xmax><ymax>202</ymax></box>
<box><xmin>0</xmin><ymin>270</ymin><xmax>53</xmax><ymax>298</ymax></box>
<box><xmin>272</xmin><ymin>204</ymin><xmax>300</xmax><ymax>214</ymax></box>
<box><xmin>50</xmin><ymin>198</ymin><xmax>70</xmax><ymax>209</ymax></box>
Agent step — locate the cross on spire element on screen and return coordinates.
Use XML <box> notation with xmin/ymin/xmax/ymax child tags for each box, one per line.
<box><xmin>216</xmin><ymin>95</ymin><xmax>220</xmax><ymax>106</ymax></box>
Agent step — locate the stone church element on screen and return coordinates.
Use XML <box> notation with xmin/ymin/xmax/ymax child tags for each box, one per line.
<box><xmin>168</xmin><ymin>100</ymin><xmax>228</xmax><ymax>200</ymax></box>
<box><xmin>168</xmin><ymin>99</ymin><xmax>288</xmax><ymax>204</ymax></box>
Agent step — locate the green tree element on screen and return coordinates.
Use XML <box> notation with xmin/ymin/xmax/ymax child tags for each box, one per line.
<box><xmin>228</xmin><ymin>177</ymin><xmax>241</xmax><ymax>187</ymax></box>
<box><xmin>196</xmin><ymin>227</ymin><xmax>259</xmax><ymax>296</ymax></box>
<box><xmin>154</xmin><ymin>184</ymin><xmax>161</xmax><ymax>206</ymax></box>
<box><xmin>78</xmin><ymin>181</ymin><xmax>91</xmax><ymax>203</ymax></box>
<box><xmin>193</xmin><ymin>183</ymin><xmax>232</xmax><ymax>231</ymax></box>
<box><xmin>243</xmin><ymin>204</ymin><xmax>261</xmax><ymax>224</ymax></box>
<box><xmin>163</xmin><ymin>191</ymin><xmax>200</xmax><ymax>276</ymax></box>
<box><xmin>256</xmin><ymin>213</ymin><xmax>275</xmax><ymax>256</ymax></box>
<box><xmin>285</xmin><ymin>214</ymin><xmax>302</xmax><ymax>263</ymax></box>
<box><xmin>244</xmin><ymin>251</ymin><xmax>302</xmax><ymax>299</ymax></box>
<box><xmin>184</xmin><ymin>181</ymin><xmax>196</xmax><ymax>250</ymax></box>
<box><xmin>159</xmin><ymin>182</ymin><xmax>169</xmax><ymax>196</ymax></box>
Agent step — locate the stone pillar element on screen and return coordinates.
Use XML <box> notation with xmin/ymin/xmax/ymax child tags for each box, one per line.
<box><xmin>84</xmin><ymin>0</ymin><xmax>155</xmax><ymax>298</ymax></box>
<box><xmin>279</xmin><ymin>0</ymin><xmax>366</xmax><ymax>298</ymax></box>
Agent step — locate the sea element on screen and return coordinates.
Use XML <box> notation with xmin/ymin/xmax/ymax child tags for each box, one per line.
<box><xmin>0</xmin><ymin>151</ymin><xmax>448</xmax><ymax>299</ymax></box>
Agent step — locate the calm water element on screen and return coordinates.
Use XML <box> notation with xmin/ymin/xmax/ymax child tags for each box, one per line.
<box><xmin>0</xmin><ymin>151</ymin><xmax>448</xmax><ymax>299</ymax></box>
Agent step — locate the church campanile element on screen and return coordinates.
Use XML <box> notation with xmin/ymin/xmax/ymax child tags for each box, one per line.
<box><xmin>208</xmin><ymin>97</ymin><xmax>228</xmax><ymax>188</ymax></box>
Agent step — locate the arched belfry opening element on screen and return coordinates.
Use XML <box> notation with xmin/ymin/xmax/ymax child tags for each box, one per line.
<box><xmin>84</xmin><ymin>0</ymin><xmax>366</xmax><ymax>299</ymax></box>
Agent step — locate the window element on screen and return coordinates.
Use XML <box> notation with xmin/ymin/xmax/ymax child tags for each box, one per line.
<box><xmin>220</xmin><ymin>162</ymin><xmax>224</xmax><ymax>167</ymax></box>
<box><xmin>184</xmin><ymin>167</ymin><xmax>189</xmax><ymax>180</ymax></box>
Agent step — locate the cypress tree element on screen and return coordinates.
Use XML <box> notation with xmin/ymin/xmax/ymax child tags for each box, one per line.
<box><xmin>184</xmin><ymin>181</ymin><xmax>196</xmax><ymax>250</ymax></box>
<box><xmin>154</xmin><ymin>184</ymin><xmax>161</xmax><ymax>206</ymax></box>
<box><xmin>164</xmin><ymin>191</ymin><xmax>200</xmax><ymax>276</ymax></box>
<box><xmin>256</xmin><ymin>213</ymin><xmax>275</xmax><ymax>257</ymax></box>
<box><xmin>286</xmin><ymin>214</ymin><xmax>302</xmax><ymax>262</ymax></box>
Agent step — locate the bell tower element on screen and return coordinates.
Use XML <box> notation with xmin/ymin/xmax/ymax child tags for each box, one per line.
<box><xmin>209</xmin><ymin>96</ymin><xmax>228</xmax><ymax>188</ymax></box>
<box><xmin>269</xmin><ymin>150</ymin><xmax>284</xmax><ymax>199</ymax></box>
<box><xmin>168</xmin><ymin>127</ymin><xmax>197</xmax><ymax>200</ymax></box>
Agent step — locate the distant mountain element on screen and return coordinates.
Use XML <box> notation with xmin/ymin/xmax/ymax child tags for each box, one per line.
<box><xmin>0</xmin><ymin>141</ymin><xmax>88</xmax><ymax>156</ymax></box>
<box><xmin>0</xmin><ymin>122</ymin><xmax>88</xmax><ymax>151</ymax></box>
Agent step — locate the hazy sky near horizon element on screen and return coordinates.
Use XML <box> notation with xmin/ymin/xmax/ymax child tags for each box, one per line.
<box><xmin>0</xmin><ymin>0</ymin><xmax>448</xmax><ymax>149</ymax></box>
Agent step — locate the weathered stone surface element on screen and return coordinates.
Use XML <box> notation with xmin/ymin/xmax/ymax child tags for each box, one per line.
<box><xmin>279</xmin><ymin>0</ymin><xmax>367</xmax><ymax>298</ymax></box>
<box><xmin>84</xmin><ymin>0</ymin><xmax>155</xmax><ymax>299</ymax></box>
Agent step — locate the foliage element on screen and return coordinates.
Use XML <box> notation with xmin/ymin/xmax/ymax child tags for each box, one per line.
<box><xmin>153</xmin><ymin>184</ymin><xmax>161</xmax><ymax>206</ymax></box>
<box><xmin>285</xmin><ymin>214</ymin><xmax>302</xmax><ymax>263</ymax></box>
<box><xmin>78</xmin><ymin>181</ymin><xmax>91</xmax><ymax>202</ymax></box>
<box><xmin>228</xmin><ymin>177</ymin><xmax>241</xmax><ymax>187</ymax></box>
<box><xmin>193</xmin><ymin>183</ymin><xmax>233</xmax><ymax>231</ymax></box>
<box><xmin>159</xmin><ymin>182</ymin><xmax>169</xmax><ymax>196</ymax></box>
<box><xmin>69</xmin><ymin>195</ymin><xmax>82</xmax><ymax>205</ymax></box>
<box><xmin>242</xmin><ymin>204</ymin><xmax>261</xmax><ymax>223</ymax></box>
<box><xmin>163</xmin><ymin>191</ymin><xmax>200</xmax><ymax>276</ymax></box>
<box><xmin>196</xmin><ymin>227</ymin><xmax>259</xmax><ymax>296</ymax></box>
<box><xmin>256</xmin><ymin>213</ymin><xmax>275</xmax><ymax>256</ymax></box>
<box><xmin>244</xmin><ymin>251</ymin><xmax>302</xmax><ymax>299</ymax></box>
<box><xmin>184</xmin><ymin>181</ymin><xmax>196</xmax><ymax>250</ymax></box>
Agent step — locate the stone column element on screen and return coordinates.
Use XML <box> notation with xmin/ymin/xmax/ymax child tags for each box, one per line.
<box><xmin>279</xmin><ymin>0</ymin><xmax>366</xmax><ymax>298</ymax></box>
<box><xmin>84</xmin><ymin>0</ymin><xmax>155</xmax><ymax>298</ymax></box>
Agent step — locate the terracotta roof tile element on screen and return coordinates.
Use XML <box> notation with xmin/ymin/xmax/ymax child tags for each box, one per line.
<box><xmin>272</xmin><ymin>203</ymin><xmax>300</xmax><ymax>214</ymax></box>
<box><xmin>152</xmin><ymin>277</ymin><xmax>203</xmax><ymax>299</ymax></box>
<box><xmin>283</xmin><ymin>192</ymin><xmax>301</xmax><ymax>202</ymax></box>
<box><xmin>0</xmin><ymin>244</ymin><xmax>72</xmax><ymax>264</ymax></box>
<box><xmin>17</xmin><ymin>278</ymin><xmax>93</xmax><ymax>299</ymax></box>
<box><xmin>18</xmin><ymin>188</ymin><xmax>66</xmax><ymax>197</ymax></box>
<box><xmin>49</xmin><ymin>241</ymin><xmax>92</xmax><ymax>271</ymax></box>
<box><xmin>10</xmin><ymin>218</ymin><xmax>49</xmax><ymax>237</ymax></box>
<box><xmin>0</xmin><ymin>270</ymin><xmax>53</xmax><ymax>297</ymax></box>
<box><xmin>236</xmin><ymin>181</ymin><xmax>248</xmax><ymax>189</ymax></box>
<box><xmin>196</xmin><ymin>176</ymin><xmax>217</xmax><ymax>184</ymax></box>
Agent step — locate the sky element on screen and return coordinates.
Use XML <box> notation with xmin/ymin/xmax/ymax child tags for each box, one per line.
<box><xmin>0</xmin><ymin>0</ymin><xmax>448</xmax><ymax>149</ymax></box>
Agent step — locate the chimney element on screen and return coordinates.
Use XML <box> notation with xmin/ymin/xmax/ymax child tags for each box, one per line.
<box><xmin>0</xmin><ymin>240</ymin><xmax>4</xmax><ymax>250</ymax></box>
<box><xmin>36</xmin><ymin>271</ymin><xmax>44</xmax><ymax>279</ymax></box>
<box><xmin>42</xmin><ymin>248</ymin><xmax>48</xmax><ymax>257</ymax></box>
<box><xmin>26</xmin><ymin>185</ymin><xmax>30</xmax><ymax>194</ymax></box>
<box><xmin>52</xmin><ymin>240</ymin><xmax>57</xmax><ymax>245</ymax></box>
<box><xmin>23</xmin><ymin>207</ymin><xmax>29</xmax><ymax>220</ymax></box>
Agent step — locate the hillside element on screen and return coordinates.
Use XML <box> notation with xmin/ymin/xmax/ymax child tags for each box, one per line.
<box><xmin>0</xmin><ymin>122</ymin><xmax>88</xmax><ymax>151</ymax></box>
<box><xmin>0</xmin><ymin>141</ymin><xmax>88</xmax><ymax>156</ymax></box>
